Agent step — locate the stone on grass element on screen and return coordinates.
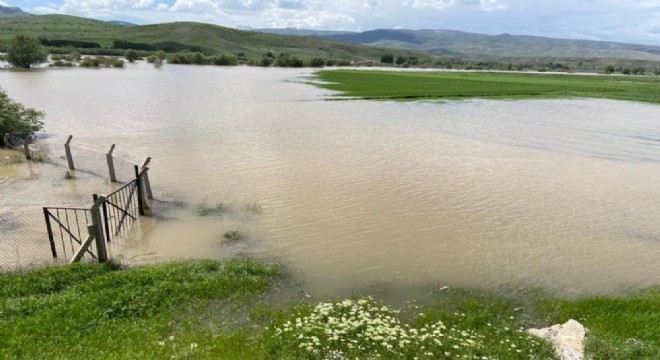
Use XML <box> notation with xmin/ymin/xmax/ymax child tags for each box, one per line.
<box><xmin>526</xmin><ymin>319</ymin><xmax>586</xmax><ymax>360</ymax></box>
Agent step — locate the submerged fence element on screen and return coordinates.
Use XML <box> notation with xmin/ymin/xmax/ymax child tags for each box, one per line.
<box><xmin>1</xmin><ymin>133</ymin><xmax>152</xmax><ymax>268</ymax></box>
<box><xmin>43</xmin><ymin>164</ymin><xmax>152</xmax><ymax>264</ymax></box>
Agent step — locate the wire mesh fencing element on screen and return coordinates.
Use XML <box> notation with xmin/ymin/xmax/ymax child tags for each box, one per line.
<box><xmin>1</xmin><ymin>135</ymin><xmax>148</xmax><ymax>270</ymax></box>
<box><xmin>0</xmin><ymin>206</ymin><xmax>57</xmax><ymax>271</ymax></box>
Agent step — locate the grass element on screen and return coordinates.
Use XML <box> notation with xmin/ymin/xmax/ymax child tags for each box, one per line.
<box><xmin>315</xmin><ymin>70</ymin><xmax>660</xmax><ymax>104</ymax></box>
<box><xmin>244</xmin><ymin>195</ymin><xmax>262</xmax><ymax>213</ymax></box>
<box><xmin>1</xmin><ymin>259</ymin><xmax>658</xmax><ymax>359</ymax></box>
<box><xmin>223</xmin><ymin>231</ymin><xmax>244</xmax><ymax>242</ymax></box>
<box><xmin>196</xmin><ymin>197</ymin><xmax>225</xmax><ymax>216</ymax></box>
<box><xmin>541</xmin><ymin>288</ymin><xmax>660</xmax><ymax>359</ymax></box>
<box><xmin>0</xmin><ymin>258</ymin><xmax>282</xmax><ymax>359</ymax></box>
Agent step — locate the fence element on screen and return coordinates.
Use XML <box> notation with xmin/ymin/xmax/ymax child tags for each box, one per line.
<box><xmin>43</xmin><ymin>164</ymin><xmax>152</xmax><ymax>263</ymax></box>
<box><xmin>1</xmin><ymin>133</ymin><xmax>152</xmax><ymax>268</ymax></box>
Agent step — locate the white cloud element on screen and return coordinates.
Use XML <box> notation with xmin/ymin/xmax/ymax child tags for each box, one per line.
<box><xmin>33</xmin><ymin>6</ymin><xmax>61</xmax><ymax>13</ymax></box>
<box><xmin>170</xmin><ymin>0</ymin><xmax>220</xmax><ymax>13</ymax></box>
<box><xmin>480</xmin><ymin>0</ymin><xmax>507</xmax><ymax>11</ymax></box>
<box><xmin>0</xmin><ymin>1</ymin><xmax>9</xmax><ymax>6</ymax></box>
<box><xmin>411</xmin><ymin>0</ymin><xmax>455</xmax><ymax>10</ymax></box>
<box><xmin>266</xmin><ymin>11</ymin><xmax>355</xmax><ymax>29</ymax></box>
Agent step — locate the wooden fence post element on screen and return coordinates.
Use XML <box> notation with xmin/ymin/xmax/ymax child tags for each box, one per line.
<box><xmin>3</xmin><ymin>133</ymin><xmax>9</xmax><ymax>147</ymax></box>
<box><xmin>141</xmin><ymin>157</ymin><xmax>153</xmax><ymax>200</ymax></box>
<box><xmin>23</xmin><ymin>136</ymin><xmax>31</xmax><ymax>160</ymax></box>
<box><xmin>90</xmin><ymin>195</ymin><xmax>108</xmax><ymax>262</ymax></box>
<box><xmin>64</xmin><ymin>135</ymin><xmax>75</xmax><ymax>170</ymax></box>
<box><xmin>69</xmin><ymin>225</ymin><xmax>96</xmax><ymax>264</ymax></box>
<box><xmin>106</xmin><ymin>144</ymin><xmax>117</xmax><ymax>182</ymax></box>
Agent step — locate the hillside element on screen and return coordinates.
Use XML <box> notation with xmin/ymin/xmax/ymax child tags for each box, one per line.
<box><xmin>313</xmin><ymin>29</ymin><xmax>660</xmax><ymax>62</ymax></box>
<box><xmin>0</xmin><ymin>13</ymin><xmax>428</xmax><ymax>62</ymax></box>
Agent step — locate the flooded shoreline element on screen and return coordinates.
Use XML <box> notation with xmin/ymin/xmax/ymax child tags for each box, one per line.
<box><xmin>1</xmin><ymin>64</ymin><xmax>660</xmax><ymax>297</ymax></box>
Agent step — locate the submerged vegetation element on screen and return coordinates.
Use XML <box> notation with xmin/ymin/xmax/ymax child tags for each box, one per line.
<box><xmin>0</xmin><ymin>258</ymin><xmax>658</xmax><ymax>359</ymax></box>
<box><xmin>316</xmin><ymin>70</ymin><xmax>660</xmax><ymax>104</ymax></box>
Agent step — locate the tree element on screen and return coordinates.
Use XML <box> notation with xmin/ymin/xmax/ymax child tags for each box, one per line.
<box><xmin>622</xmin><ymin>67</ymin><xmax>631</xmax><ymax>75</ymax></box>
<box><xmin>7</xmin><ymin>35</ymin><xmax>47</xmax><ymax>68</ymax></box>
<box><xmin>0</xmin><ymin>87</ymin><xmax>44</xmax><ymax>146</ymax></box>
<box><xmin>380</xmin><ymin>54</ymin><xmax>394</xmax><ymax>64</ymax></box>
<box><xmin>603</xmin><ymin>65</ymin><xmax>615</xmax><ymax>74</ymax></box>
<box><xmin>125</xmin><ymin>50</ymin><xmax>138</xmax><ymax>62</ymax></box>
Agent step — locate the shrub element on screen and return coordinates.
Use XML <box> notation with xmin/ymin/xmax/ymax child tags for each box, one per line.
<box><xmin>0</xmin><ymin>88</ymin><xmax>44</xmax><ymax>146</ymax></box>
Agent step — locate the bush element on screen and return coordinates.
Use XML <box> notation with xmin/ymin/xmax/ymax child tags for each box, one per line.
<box><xmin>79</xmin><ymin>57</ymin><xmax>124</xmax><ymax>68</ymax></box>
<box><xmin>125</xmin><ymin>50</ymin><xmax>138</xmax><ymax>63</ymax></box>
<box><xmin>0</xmin><ymin>88</ymin><xmax>44</xmax><ymax>146</ymax></box>
<box><xmin>212</xmin><ymin>54</ymin><xmax>237</xmax><ymax>66</ymax></box>
<box><xmin>275</xmin><ymin>53</ymin><xmax>304</xmax><ymax>67</ymax></box>
<box><xmin>49</xmin><ymin>60</ymin><xmax>74</xmax><ymax>67</ymax></box>
<box><xmin>309</xmin><ymin>58</ymin><xmax>326</xmax><ymax>67</ymax></box>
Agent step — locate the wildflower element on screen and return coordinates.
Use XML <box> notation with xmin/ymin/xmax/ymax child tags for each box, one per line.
<box><xmin>190</xmin><ymin>343</ymin><xmax>198</xmax><ymax>351</ymax></box>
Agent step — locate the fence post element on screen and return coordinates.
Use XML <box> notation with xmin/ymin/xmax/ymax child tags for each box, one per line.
<box><xmin>64</xmin><ymin>135</ymin><xmax>75</xmax><ymax>170</ymax></box>
<box><xmin>106</xmin><ymin>144</ymin><xmax>117</xmax><ymax>182</ymax></box>
<box><xmin>91</xmin><ymin>195</ymin><xmax>108</xmax><ymax>262</ymax></box>
<box><xmin>3</xmin><ymin>133</ymin><xmax>9</xmax><ymax>147</ymax></box>
<box><xmin>93</xmin><ymin>193</ymin><xmax>111</xmax><ymax>243</ymax></box>
<box><xmin>141</xmin><ymin>157</ymin><xmax>153</xmax><ymax>200</ymax></box>
<box><xmin>102</xmin><ymin>198</ymin><xmax>111</xmax><ymax>243</ymax></box>
<box><xmin>23</xmin><ymin>136</ymin><xmax>31</xmax><ymax>160</ymax></box>
<box><xmin>134</xmin><ymin>165</ymin><xmax>145</xmax><ymax>216</ymax></box>
<box><xmin>43</xmin><ymin>207</ymin><xmax>57</xmax><ymax>258</ymax></box>
<box><xmin>69</xmin><ymin>225</ymin><xmax>96</xmax><ymax>264</ymax></box>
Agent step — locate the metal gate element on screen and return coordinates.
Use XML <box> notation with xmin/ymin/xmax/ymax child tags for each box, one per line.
<box><xmin>43</xmin><ymin>164</ymin><xmax>151</xmax><ymax>263</ymax></box>
<box><xmin>43</xmin><ymin>207</ymin><xmax>97</xmax><ymax>261</ymax></box>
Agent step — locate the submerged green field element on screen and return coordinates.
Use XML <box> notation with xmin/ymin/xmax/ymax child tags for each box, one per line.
<box><xmin>315</xmin><ymin>70</ymin><xmax>660</xmax><ymax>104</ymax></box>
<box><xmin>1</xmin><ymin>258</ymin><xmax>659</xmax><ymax>359</ymax></box>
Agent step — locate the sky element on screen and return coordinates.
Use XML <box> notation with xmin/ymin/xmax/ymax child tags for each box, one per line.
<box><xmin>2</xmin><ymin>0</ymin><xmax>660</xmax><ymax>45</ymax></box>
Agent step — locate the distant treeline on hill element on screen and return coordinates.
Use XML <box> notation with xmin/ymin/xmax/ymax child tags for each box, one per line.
<box><xmin>37</xmin><ymin>38</ymin><xmax>202</xmax><ymax>53</ymax></box>
<box><xmin>111</xmin><ymin>40</ymin><xmax>202</xmax><ymax>53</ymax></box>
<box><xmin>39</xmin><ymin>38</ymin><xmax>101</xmax><ymax>48</ymax></box>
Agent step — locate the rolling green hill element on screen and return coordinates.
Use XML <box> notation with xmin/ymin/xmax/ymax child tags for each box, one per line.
<box><xmin>0</xmin><ymin>13</ymin><xmax>429</xmax><ymax>62</ymax></box>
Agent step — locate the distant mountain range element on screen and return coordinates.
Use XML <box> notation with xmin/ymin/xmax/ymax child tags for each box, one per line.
<box><xmin>255</xmin><ymin>28</ymin><xmax>660</xmax><ymax>62</ymax></box>
<box><xmin>0</xmin><ymin>5</ymin><xmax>30</xmax><ymax>17</ymax></box>
<box><xmin>108</xmin><ymin>20</ymin><xmax>137</xmax><ymax>27</ymax></box>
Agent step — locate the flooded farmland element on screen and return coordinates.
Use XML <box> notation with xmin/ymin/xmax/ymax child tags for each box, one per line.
<box><xmin>1</xmin><ymin>64</ymin><xmax>660</xmax><ymax>297</ymax></box>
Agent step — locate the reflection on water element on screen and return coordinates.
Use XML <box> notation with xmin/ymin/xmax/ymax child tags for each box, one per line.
<box><xmin>1</xmin><ymin>64</ymin><xmax>660</xmax><ymax>296</ymax></box>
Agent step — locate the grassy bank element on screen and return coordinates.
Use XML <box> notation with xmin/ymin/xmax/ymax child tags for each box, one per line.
<box><xmin>1</xmin><ymin>259</ymin><xmax>658</xmax><ymax>359</ymax></box>
<box><xmin>315</xmin><ymin>70</ymin><xmax>660</xmax><ymax>104</ymax></box>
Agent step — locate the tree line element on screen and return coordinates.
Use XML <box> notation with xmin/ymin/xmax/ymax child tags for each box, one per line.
<box><xmin>4</xmin><ymin>35</ymin><xmax>660</xmax><ymax>75</ymax></box>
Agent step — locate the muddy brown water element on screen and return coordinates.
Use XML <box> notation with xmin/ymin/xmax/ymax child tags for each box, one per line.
<box><xmin>1</xmin><ymin>64</ymin><xmax>660</xmax><ymax>297</ymax></box>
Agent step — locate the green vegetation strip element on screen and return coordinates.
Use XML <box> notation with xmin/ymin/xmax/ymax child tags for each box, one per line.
<box><xmin>315</xmin><ymin>70</ymin><xmax>660</xmax><ymax>104</ymax></box>
<box><xmin>1</xmin><ymin>259</ymin><xmax>658</xmax><ymax>359</ymax></box>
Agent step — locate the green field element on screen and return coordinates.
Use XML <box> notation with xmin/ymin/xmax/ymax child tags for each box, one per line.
<box><xmin>315</xmin><ymin>70</ymin><xmax>660</xmax><ymax>104</ymax></box>
<box><xmin>1</xmin><ymin>258</ymin><xmax>659</xmax><ymax>359</ymax></box>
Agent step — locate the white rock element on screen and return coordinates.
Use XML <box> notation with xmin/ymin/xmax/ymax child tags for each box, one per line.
<box><xmin>526</xmin><ymin>319</ymin><xmax>586</xmax><ymax>360</ymax></box>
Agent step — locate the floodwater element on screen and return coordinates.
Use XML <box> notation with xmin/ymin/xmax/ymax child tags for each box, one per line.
<box><xmin>1</xmin><ymin>63</ymin><xmax>660</xmax><ymax>297</ymax></box>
